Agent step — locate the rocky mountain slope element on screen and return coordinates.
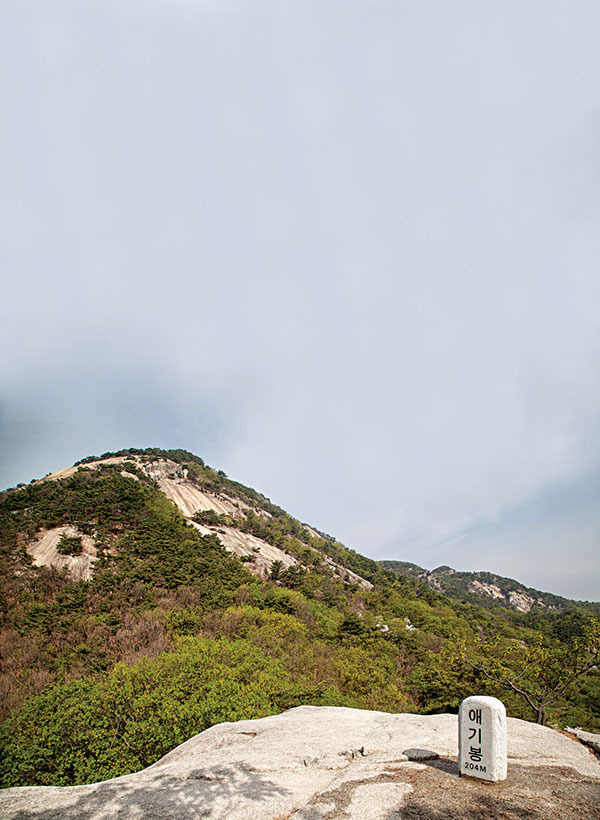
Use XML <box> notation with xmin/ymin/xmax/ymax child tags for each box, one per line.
<box><xmin>380</xmin><ymin>561</ymin><xmax>600</xmax><ymax>614</ymax></box>
<box><xmin>22</xmin><ymin>449</ymin><xmax>595</xmax><ymax>613</ymax></box>
<box><xmin>25</xmin><ymin>451</ymin><xmax>371</xmax><ymax>589</ymax></box>
<box><xmin>2</xmin><ymin>706</ymin><xmax>599</xmax><ymax>820</ymax></box>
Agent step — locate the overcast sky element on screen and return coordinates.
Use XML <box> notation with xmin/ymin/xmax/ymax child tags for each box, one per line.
<box><xmin>1</xmin><ymin>1</ymin><xmax>599</xmax><ymax>601</ymax></box>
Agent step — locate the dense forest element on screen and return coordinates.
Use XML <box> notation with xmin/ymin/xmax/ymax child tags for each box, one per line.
<box><xmin>1</xmin><ymin>448</ymin><xmax>598</xmax><ymax>789</ymax></box>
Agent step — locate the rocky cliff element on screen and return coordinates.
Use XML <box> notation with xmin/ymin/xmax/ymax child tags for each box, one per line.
<box><xmin>2</xmin><ymin>706</ymin><xmax>599</xmax><ymax>820</ymax></box>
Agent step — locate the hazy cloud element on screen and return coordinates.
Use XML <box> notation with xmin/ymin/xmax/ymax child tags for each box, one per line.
<box><xmin>1</xmin><ymin>1</ymin><xmax>599</xmax><ymax>599</ymax></box>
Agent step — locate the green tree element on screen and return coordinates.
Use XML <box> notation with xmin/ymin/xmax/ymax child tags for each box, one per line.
<box><xmin>460</xmin><ymin>618</ymin><xmax>600</xmax><ymax>725</ymax></box>
<box><xmin>56</xmin><ymin>534</ymin><xmax>83</xmax><ymax>555</ymax></box>
<box><xmin>269</xmin><ymin>560</ymin><xmax>283</xmax><ymax>581</ymax></box>
<box><xmin>1</xmin><ymin>636</ymin><xmax>300</xmax><ymax>787</ymax></box>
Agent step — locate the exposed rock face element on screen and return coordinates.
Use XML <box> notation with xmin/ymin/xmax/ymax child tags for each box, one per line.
<box><xmin>147</xmin><ymin>459</ymin><xmax>372</xmax><ymax>588</ymax></box>
<box><xmin>27</xmin><ymin>526</ymin><xmax>98</xmax><ymax>580</ymax></box>
<box><xmin>469</xmin><ymin>579</ymin><xmax>505</xmax><ymax>600</ymax></box>
<box><xmin>191</xmin><ymin>521</ymin><xmax>298</xmax><ymax>577</ymax></box>
<box><xmin>508</xmin><ymin>590</ymin><xmax>535</xmax><ymax>612</ymax></box>
<box><xmin>2</xmin><ymin>706</ymin><xmax>599</xmax><ymax>820</ymax></box>
<box><xmin>465</xmin><ymin>581</ymin><xmax>552</xmax><ymax>614</ymax></box>
<box><xmin>30</xmin><ymin>456</ymin><xmax>373</xmax><ymax>589</ymax></box>
<box><xmin>143</xmin><ymin>459</ymin><xmax>252</xmax><ymax>519</ymax></box>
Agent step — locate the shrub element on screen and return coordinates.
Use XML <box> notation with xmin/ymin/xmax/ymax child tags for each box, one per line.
<box><xmin>56</xmin><ymin>535</ymin><xmax>83</xmax><ymax>556</ymax></box>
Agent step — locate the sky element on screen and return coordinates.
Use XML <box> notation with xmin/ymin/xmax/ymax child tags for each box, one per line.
<box><xmin>1</xmin><ymin>1</ymin><xmax>599</xmax><ymax>601</ymax></box>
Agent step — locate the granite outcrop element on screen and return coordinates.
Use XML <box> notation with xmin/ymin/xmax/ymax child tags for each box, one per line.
<box><xmin>2</xmin><ymin>706</ymin><xmax>599</xmax><ymax>819</ymax></box>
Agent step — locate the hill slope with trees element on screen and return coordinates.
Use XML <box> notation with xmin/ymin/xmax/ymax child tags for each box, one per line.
<box><xmin>379</xmin><ymin>561</ymin><xmax>600</xmax><ymax>614</ymax></box>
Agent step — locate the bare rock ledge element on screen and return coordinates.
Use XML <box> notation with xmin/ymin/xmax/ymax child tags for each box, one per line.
<box><xmin>2</xmin><ymin>706</ymin><xmax>599</xmax><ymax>820</ymax></box>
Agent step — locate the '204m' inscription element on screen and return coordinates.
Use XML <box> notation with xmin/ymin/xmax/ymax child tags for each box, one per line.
<box><xmin>463</xmin><ymin>762</ymin><xmax>487</xmax><ymax>772</ymax></box>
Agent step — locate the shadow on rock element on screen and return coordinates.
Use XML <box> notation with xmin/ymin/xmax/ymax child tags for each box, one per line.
<box><xmin>385</xmin><ymin>763</ymin><xmax>600</xmax><ymax>820</ymax></box>
<box><xmin>4</xmin><ymin>764</ymin><xmax>293</xmax><ymax>820</ymax></box>
<box><xmin>392</xmin><ymin>794</ymin><xmax>542</xmax><ymax>820</ymax></box>
<box><xmin>419</xmin><ymin>757</ymin><xmax>459</xmax><ymax>777</ymax></box>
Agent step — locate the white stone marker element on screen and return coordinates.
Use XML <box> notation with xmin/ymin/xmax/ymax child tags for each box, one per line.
<box><xmin>458</xmin><ymin>695</ymin><xmax>507</xmax><ymax>782</ymax></box>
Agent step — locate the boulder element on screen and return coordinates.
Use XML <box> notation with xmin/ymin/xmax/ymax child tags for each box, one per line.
<box><xmin>1</xmin><ymin>706</ymin><xmax>599</xmax><ymax>819</ymax></box>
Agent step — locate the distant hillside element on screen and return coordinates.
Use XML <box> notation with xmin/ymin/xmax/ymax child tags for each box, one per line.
<box><xmin>379</xmin><ymin>560</ymin><xmax>600</xmax><ymax>614</ymax></box>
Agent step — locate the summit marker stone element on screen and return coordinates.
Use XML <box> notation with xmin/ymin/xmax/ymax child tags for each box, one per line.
<box><xmin>459</xmin><ymin>695</ymin><xmax>507</xmax><ymax>782</ymax></box>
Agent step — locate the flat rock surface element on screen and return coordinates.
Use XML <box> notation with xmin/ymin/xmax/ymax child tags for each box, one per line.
<box><xmin>1</xmin><ymin>706</ymin><xmax>599</xmax><ymax>819</ymax></box>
